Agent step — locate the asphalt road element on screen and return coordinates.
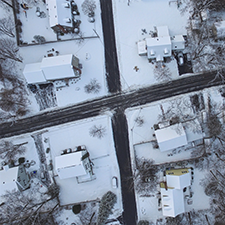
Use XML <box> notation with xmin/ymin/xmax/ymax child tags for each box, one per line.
<box><xmin>2</xmin><ymin>1</ymin><xmax>225</xmax><ymax>224</ymax></box>
<box><xmin>112</xmin><ymin>110</ymin><xmax>137</xmax><ymax>224</ymax></box>
<box><xmin>0</xmin><ymin>71</ymin><xmax>222</xmax><ymax>139</ymax></box>
<box><xmin>100</xmin><ymin>0</ymin><xmax>121</xmax><ymax>93</ymax></box>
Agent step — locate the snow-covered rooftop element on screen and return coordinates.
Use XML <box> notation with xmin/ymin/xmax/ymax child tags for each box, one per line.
<box><xmin>0</xmin><ymin>166</ymin><xmax>19</xmax><ymax>196</ymax></box>
<box><xmin>55</xmin><ymin>151</ymin><xmax>87</xmax><ymax>179</ymax></box>
<box><xmin>23</xmin><ymin>54</ymin><xmax>80</xmax><ymax>83</ymax></box>
<box><xmin>46</xmin><ymin>0</ymin><xmax>73</xmax><ymax>28</ymax></box>
<box><xmin>166</xmin><ymin>169</ymin><xmax>191</xmax><ymax>189</ymax></box>
<box><xmin>41</xmin><ymin>54</ymin><xmax>78</xmax><ymax>80</ymax></box>
<box><xmin>23</xmin><ymin>63</ymin><xmax>46</xmax><ymax>84</ymax></box>
<box><xmin>161</xmin><ymin>188</ymin><xmax>185</xmax><ymax>217</ymax></box>
<box><xmin>171</xmin><ymin>35</ymin><xmax>185</xmax><ymax>51</ymax></box>
<box><xmin>155</xmin><ymin>123</ymin><xmax>188</xmax><ymax>152</ymax></box>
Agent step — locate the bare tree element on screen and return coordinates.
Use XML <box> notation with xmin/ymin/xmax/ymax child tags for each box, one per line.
<box><xmin>0</xmin><ymin>140</ymin><xmax>27</xmax><ymax>163</ymax></box>
<box><xmin>89</xmin><ymin>125</ymin><xmax>106</xmax><ymax>139</ymax></box>
<box><xmin>154</xmin><ymin>63</ymin><xmax>172</xmax><ymax>81</ymax></box>
<box><xmin>0</xmin><ymin>17</ymin><xmax>15</xmax><ymax>37</ymax></box>
<box><xmin>134</xmin><ymin>116</ymin><xmax>144</xmax><ymax>127</ymax></box>
<box><xmin>0</xmin><ymin>38</ymin><xmax>22</xmax><ymax>62</ymax></box>
<box><xmin>158</xmin><ymin>97</ymin><xmax>194</xmax><ymax>123</ymax></box>
<box><xmin>191</xmin><ymin>0</ymin><xmax>225</xmax><ymax>13</ymax></box>
<box><xmin>81</xmin><ymin>0</ymin><xmax>96</xmax><ymax>17</ymax></box>
<box><xmin>0</xmin><ymin>0</ymin><xmax>13</xmax><ymax>9</ymax></box>
<box><xmin>84</xmin><ymin>78</ymin><xmax>101</xmax><ymax>94</ymax></box>
<box><xmin>0</xmin><ymin>87</ymin><xmax>29</xmax><ymax>115</ymax></box>
<box><xmin>134</xmin><ymin>158</ymin><xmax>159</xmax><ymax>193</ymax></box>
<box><xmin>0</xmin><ymin>183</ymin><xmax>60</xmax><ymax>225</ymax></box>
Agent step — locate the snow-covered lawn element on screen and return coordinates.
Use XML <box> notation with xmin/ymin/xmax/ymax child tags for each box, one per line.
<box><xmin>17</xmin><ymin>0</ymin><xmax>102</xmax><ymax>44</ymax></box>
<box><xmin>18</xmin><ymin>32</ymin><xmax>106</xmax><ymax>109</ymax></box>
<box><xmin>113</xmin><ymin>0</ymin><xmax>189</xmax><ymax>91</ymax></box>
<box><xmin>125</xmin><ymin>86</ymin><xmax>224</xmax><ymax>222</ymax></box>
<box><xmin>136</xmin><ymin>168</ymin><xmax>210</xmax><ymax>223</ymax></box>
<box><xmin>42</xmin><ymin>114</ymin><xmax>122</xmax><ymax>208</ymax></box>
<box><xmin>3</xmin><ymin>0</ymin><xmax>106</xmax><ymax>111</ymax></box>
<box><xmin>0</xmin><ymin>135</ymin><xmax>40</xmax><ymax>172</ymax></box>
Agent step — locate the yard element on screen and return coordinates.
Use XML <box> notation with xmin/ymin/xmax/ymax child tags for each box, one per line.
<box><xmin>112</xmin><ymin>0</ymin><xmax>189</xmax><ymax>91</ymax></box>
<box><xmin>42</xmin><ymin>114</ymin><xmax>122</xmax><ymax>209</ymax></box>
<box><xmin>125</xmin><ymin>85</ymin><xmax>224</xmax><ymax>223</ymax></box>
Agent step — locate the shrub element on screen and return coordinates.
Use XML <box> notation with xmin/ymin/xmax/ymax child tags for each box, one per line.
<box><xmin>72</xmin><ymin>204</ymin><xmax>81</xmax><ymax>214</ymax></box>
<box><xmin>84</xmin><ymin>79</ymin><xmax>101</xmax><ymax>94</ymax></box>
<box><xmin>138</xmin><ymin>221</ymin><xmax>149</xmax><ymax>225</ymax></box>
<box><xmin>33</xmin><ymin>35</ymin><xmax>46</xmax><ymax>44</ymax></box>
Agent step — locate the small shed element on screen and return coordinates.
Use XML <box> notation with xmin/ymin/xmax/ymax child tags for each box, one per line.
<box><xmin>23</xmin><ymin>63</ymin><xmax>46</xmax><ymax>84</ymax></box>
<box><xmin>46</xmin><ymin>0</ymin><xmax>73</xmax><ymax>33</ymax></box>
<box><xmin>55</xmin><ymin>150</ymin><xmax>90</xmax><ymax>180</ymax></box>
<box><xmin>155</xmin><ymin>123</ymin><xmax>188</xmax><ymax>152</ymax></box>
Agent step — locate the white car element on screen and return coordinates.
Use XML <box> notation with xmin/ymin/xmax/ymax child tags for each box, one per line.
<box><xmin>178</xmin><ymin>52</ymin><xmax>184</xmax><ymax>66</ymax></box>
<box><xmin>112</xmin><ymin>176</ymin><xmax>118</xmax><ymax>189</ymax></box>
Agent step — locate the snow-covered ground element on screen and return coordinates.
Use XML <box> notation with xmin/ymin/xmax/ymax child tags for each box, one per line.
<box><xmin>1</xmin><ymin>0</ymin><xmax>106</xmax><ymax>112</ymax></box>
<box><xmin>17</xmin><ymin>0</ymin><xmax>102</xmax><ymax>43</ymax></box>
<box><xmin>42</xmin><ymin>114</ymin><xmax>122</xmax><ymax>208</ymax></box>
<box><xmin>113</xmin><ymin>0</ymin><xmax>189</xmax><ymax>91</ymax></box>
<box><xmin>125</xmin><ymin>86</ymin><xmax>224</xmax><ymax>222</ymax></box>
<box><xmin>0</xmin><ymin>135</ymin><xmax>40</xmax><ymax>172</ymax></box>
<box><xmin>136</xmin><ymin>168</ymin><xmax>211</xmax><ymax>223</ymax></box>
<box><xmin>0</xmin><ymin>113</ymin><xmax>123</xmax><ymax>223</ymax></box>
<box><xmin>19</xmin><ymin>37</ymin><xmax>106</xmax><ymax>108</ymax></box>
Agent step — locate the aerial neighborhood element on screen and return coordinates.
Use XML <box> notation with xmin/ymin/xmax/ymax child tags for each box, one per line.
<box><xmin>0</xmin><ymin>0</ymin><xmax>225</xmax><ymax>224</ymax></box>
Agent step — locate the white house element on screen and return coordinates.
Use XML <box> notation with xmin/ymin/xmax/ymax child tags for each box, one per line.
<box><xmin>160</xmin><ymin>168</ymin><xmax>191</xmax><ymax>217</ymax></box>
<box><xmin>23</xmin><ymin>54</ymin><xmax>81</xmax><ymax>84</ymax></box>
<box><xmin>155</xmin><ymin>123</ymin><xmax>188</xmax><ymax>152</ymax></box>
<box><xmin>46</xmin><ymin>0</ymin><xmax>73</xmax><ymax>33</ymax></box>
<box><xmin>166</xmin><ymin>169</ymin><xmax>191</xmax><ymax>189</ymax></box>
<box><xmin>146</xmin><ymin>35</ymin><xmax>171</xmax><ymax>62</ymax></box>
<box><xmin>137</xmin><ymin>26</ymin><xmax>185</xmax><ymax>62</ymax></box>
<box><xmin>55</xmin><ymin>149</ymin><xmax>92</xmax><ymax>180</ymax></box>
<box><xmin>161</xmin><ymin>187</ymin><xmax>185</xmax><ymax>217</ymax></box>
<box><xmin>0</xmin><ymin>164</ymin><xmax>30</xmax><ymax>196</ymax></box>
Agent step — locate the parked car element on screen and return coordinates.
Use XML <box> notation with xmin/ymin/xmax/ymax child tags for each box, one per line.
<box><xmin>177</xmin><ymin>52</ymin><xmax>184</xmax><ymax>66</ymax></box>
<box><xmin>112</xmin><ymin>176</ymin><xmax>118</xmax><ymax>189</ymax></box>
